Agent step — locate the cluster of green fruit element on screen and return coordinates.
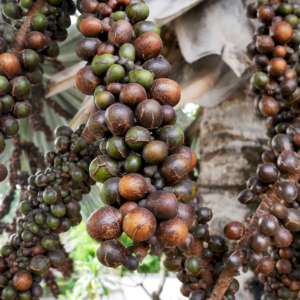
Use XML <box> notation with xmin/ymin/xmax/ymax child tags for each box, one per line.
<box><xmin>0</xmin><ymin>124</ymin><xmax>99</xmax><ymax>300</ymax></box>
<box><xmin>0</xmin><ymin>0</ymin><xmax>75</xmax><ymax>183</ymax></box>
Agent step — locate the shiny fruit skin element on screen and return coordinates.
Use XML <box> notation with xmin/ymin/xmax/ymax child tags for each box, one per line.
<box><xmin>119</xmin><ymin>173</ymin><xmax>148</xmax><ymax>201</ymax></box>
<box><xmin>123</xmin><ymin>207</ymin><xmax>157</xmax><ymax>242</ymax></box>
<box><xmin>86</xmin><ymin>206</ymin><xmax>122</xmax><ymax>241</ymax></box>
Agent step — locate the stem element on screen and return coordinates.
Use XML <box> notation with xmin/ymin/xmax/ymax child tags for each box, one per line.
<box><xmin>14</xmin><ymin>0</ymin><xmax>45</xmax><ymax>51</ymax></box>
<box><xmin>208</xmin><ymin>173</ymin><xmax>300</xmax><ymax>300</ymax></box>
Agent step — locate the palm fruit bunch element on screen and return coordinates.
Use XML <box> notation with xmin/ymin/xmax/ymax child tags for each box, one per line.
<box><xmin>221</xmin><ymin>1</ymin><xmax>300</xmax><ymax>299</ymax></box>
<box><xmin>0</xmin><ymin>124</ymin><xmax>99</xmax><ymax>300</ymax></box>
<box><xmin>74</xmin><ymin>1</ymin><xmax>234</xmax><ymax>299</ymax></box>
<box><xmin>0</xmin><ymin>0</ymin><xmax>75</xmax><ymax>182</ymax></box>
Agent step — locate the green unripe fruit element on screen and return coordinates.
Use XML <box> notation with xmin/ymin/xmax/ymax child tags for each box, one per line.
<box><xmin>292</xmin><ymin>29</ymin><xmax>300</xmax><ymax>45</ymax></box>
<box><xmin>43</xmin><ymin>187</ymin><xmax>59</xmax><ymax>204</ymax></box>
<box><xmin>277</xmin><ymin>3</ymin><xmax>293</xmax><ymax>15</ymax></box>
<box><xmin>51</xmin><ymin>203</ymin><xmax>66</xmax><ymax>218</ymax></box>
<box><xmin>106</xmin><ymin>136</ymin><xmax>129</xmax><ymax>160</ymax></box>
<box><xmin>125</xmin><ymin>154</ymin><xmax>143</xmax><ymax>173</ymax></box>
<box><xmin>1</xmin><ymin>245</ymin><xmax>13</xmax><ymax>256</ymax></box>
<box><xmin>28</xmin><ymin>223</ymin><xmax>39</xmax><ymax>234</ymax></box>
<box><xmin>1</xmin><ymin>116</ymin><xmax>19</xmax><ymax>137</ymax></box>
<box><xmin>0</xmin><ymin>95</ymin><xmax>14</xmax><ymax>113</ymax></box>
<box><xmin>20</xmin><ymin>201</ymin><xmax>31</xmax><ymax>215</ymax></box>
<box><xmin>13</xmin><ymin>101</ymin><xmax>32</xmax><ymax>119</ymax></box>
<box><xmin>285</xmin><ymin>15</ymin><xmax>299</xmax><ymax>28</ymax></box>
<box><xmin>134</xmin><ymin>21</ymin><xmax>161</xmax><ymax>36</ymax></box>
<box><xmin>11</xmin><ymin>76</ymin><xmax>31</xmax><ymax>99</ymax></box>
<box><xmin>47</xmin><ymin>0</ymin><xmax>63</xmax><ymax>5</ymax></box>
<box><xmin>185</xmin><ymin>256</ymin><xmax>202</xmax><ymax>276</ymax></box>
<box><xmin>3</xmin><ymin>3</ymin><xmax>22</xmax><ymax>19</ymax></box>
<box><xmin>0</xmin><ymin>76</ymin><xmax>11</xmax><ymax>96</ymax></box>
<box><xmin>30</xmin><ymin>255</ymin><xmax>50</xmax><ymax>274</ymax></box>
<box><xmin>126</xmin><ymin>3</ymin><xmax>150</xmax><ymax>23</ymax></box>
<box><xmin>159</xmin><ymin>125</ymin><xmax>185</xmax><ymax>151</ymax></box>
<box><xmin>41</xmin><ymin>236</ymin><xmax>58</xmax><ymax>251</ymax></box>
<box><xmin>251</xmin><ymin>72</ymin><xmax>269</xmax><ymax>90</ymax></box>
<box><xmin>1</xmin><ymin>286</ymin><xmax>17</xmax><ymax>300</ymax></box>
<box><xmin>34</xmin><ymin>212</ymin><xmax>45</xmax><ymax>225</ymax></box>
<box><xmin>125</xmin><ymin>126</ymin><xmax>151</xmax><ymax>151</ymax></box>
<box><xmin>100</xmin><ymin>177</ymin><xmax>121</xmax><ymax>206</ymax></box>
<box><xmin>89</xmin><ymin>155</ymin><xmax>120</xmax><ymax>183</ymax></box>
<box><xmin>94</xmin><ymin>90</ymin><xmax>115</xmax><ymax>110</ymax></box>
<box><xmin>70</xmin><ymin>167</ymin><xmax>84</xmax><ymax>183</ymax></box>
<box><xmin>129</xmin><ymin>69</ymin><xmax>154</xmax><ymax>89</ymax></box>
<box><xmin>105</xmin><ymin>64</ymin><xmax>126</xmax><ymax>83</ymax></box>
<box><xmin>21</xmin><ymin>230</ymin><xmax>33</xmax><ymax>242</ymax></box>
<box><xmin>26</xmin><ymin>69</ymin><xmax>43</xmax><ymax>84</ymax></box>
<box><xmin>91</xmin><ymin>54</ymin><xmax>117</xmax><ymax>76</ymax></box>
<box><xmin>31</xmin><ymin>13</ymin><xmax>48</xmax><ymax>32</ymax></box>
<box><xmin>21</xmin><ymin>49</ymin><xmax>41</xmax><ymax>71</ymax></box>
<box><xmin>45</xmin><ymin>41</ymin><xmax>60</xmax><ymax>57</ymax></box>
<box><xmin>111</xmin><ymin>11</ymin><xmax>127</xmax><ymax>21</ymax></box>
<box><xmin>46</xmin><ymin>215</ymin><xmax>60</xmax><ymax>230</ymax></box>
<box><xmin>20</xmin><ymin>0</ymin><xmax>33</xmax><ymax>9</ymax></box>
<box><xmin>119</xmin><ymin>43</ymin><xmax>136</xmax><ymax>61</ymax></box>
<box><xmin>19</xmin><ymin>291</ymin><xmax>32</xmax><ymax>300</ymax></box>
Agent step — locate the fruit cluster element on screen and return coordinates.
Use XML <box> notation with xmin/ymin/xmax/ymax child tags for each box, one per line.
<box><xmin>74</xmin><ymin>1</ymin><xmax>238</xmax><ymax>299</ymax></box>
<box><xmin>0</xmin><ymin>125</ymin><xmax>99</xmax><ymax>300</ymax></box>
<box><xmin>0</xmin><ymin>0</ymin><xmax>75</xmax><ymax>182</ymax></box>
<box><xmin>222</xmin><ymin>1</ymin><xmax>300</xmax><ymax>299</ymax></box>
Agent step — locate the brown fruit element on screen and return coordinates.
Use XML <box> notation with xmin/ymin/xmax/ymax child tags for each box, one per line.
<box><xmin>80</xmin><ymin>0</ymin><xmax>99</xmax><ymax>13</ymax></box>
<box><xmin>273</xmin><ymin>45</ymin><xmax>287</xmax><ymax>58</ymax></box>
<box><xmin>177</xmin><ymin>203</ymin><xmax>196</xmax><ymax>230</ymax></box>
<box><xmin>86</xmin><ymin>206</ymin><xmax>122</xmax><ymax>241</ymax></box>
<box><xmin>120</xmin><ymin>201</ymin><xmax>138</xmax><ymax>217</ymax></box>
<box><xmin>255</xmin><ymin>257</ymin><xmax>275</xmax><ymax>275</ymax></box>
<box><xmin>145</xmin><ymin>191</ymin><xmax>178</xmax><ymax>220</ymax></box>
<box><xmin>0</xmin><ymin>164</ymin><xmax>8</xmax><ymax>182</ymax></box>
<box><xmin>224</xmin><ymin>221</ymin><xmax>245</xmax><ymax>240</ymax></box>
<box><xmin>268</xmin><ymin>57</ymin><xmax>287</xmax><ymax>76</ymax></box>
<box><xmin>0</xmin><ymin>53</ymin><xmax>21</xmax><ymax>78</ymax></box>
<box><xmin>150</xmin><ymin>78</ymin><xmax>181</xmax><ymax>106</ymax></box>
<box><xmin>105</xmin><ymin>103</ymin><xmax>134</xmax><ymax>135</ymax></box>
<box><xmin>134</xmin><ymin>32</ymin><xmax>163</xmax><ymax>60</ymax></box>
<box><xmin>176</xmin><ymin>146</ymin><xmax>197</xmax><ymax>171</ymax></box>
<box><xmin>27</xmin><ymin>31</ymin><xmax>48</xmax><ymax>50</ymax></box>
<box><xmin>119</xmin><ymin>173</ymin><xmax>148</xmax><ymax>201</ymax></box>
<box><xmin>143</xmin><ymin>140</ymin><xmax>168</xmax><ymax>164</ymax></box>
<box><xmin>272</xmin><ymin>21</ymin><xmax>293</xmax><ymax>44</ymax></box>
<box><xmin>161</xmin><ymin>154</ymin><xmax>191</xmax><ymax>184</ymax></box>
<box><xmin>75</xmin><ymin>66</ymin><xmax>101</xmax><ymax>95</ymax></box>
<box><xmin>12</xmin><ymin>271</ymin><xmax>33</xmax><ymax>291</ymax></box>
<box><xmin>108</xmin><ymin>20</ymin><xmax>133</xmax><ymax>46</ymax></box>
<box><xmin>97</xmin><ymin>42</ymin><xmax>115</xmax><ymax>55</ymax></box>
<box><xmin>274</xmin><ymin>227</ymin><xmax>293</xmax><ymax>248</ymax></box>
<box><xmin>79</xmin><ymin>17</ymin><xmax>102</xmax><ymax>37</ymax></box>
<box><xmin>123</xmin><ymin>207</ymin><xmax>157</xmax><ymax>242</ymax></box>
<box><xmin>119</xmin><ymin>83</ymin><xmax>147</xmax><ymax>106</ymax></box>
<box><xmin>97</xmin><ymin>240</ymin><xmax>126</xmax><ymax>268</ymax></box>
<box><xmin>258</xmin><ymin>95</ymin><xmax>279</xmax><ymax>117</ymax></box>
<box><xmin>158</xmin><ymin>217</ymin><xmax>188</xmax><ymax>247</ymax></box>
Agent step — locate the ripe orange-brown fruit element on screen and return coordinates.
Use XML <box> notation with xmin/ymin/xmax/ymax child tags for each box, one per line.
<box><xmin>123</xmin><ymin>207</ymin><xmax>157</xmax><ymax>242</ymax></box>
<box><xmin>158</xmin><ymin>217</ymin><xmax>188</xmax><ymax>247</ymax></box>
<box><xmin>27</xmin><ymin>31</ymin><xmax>48</xmax><ymax>50</ymax></box>
<box><xmin>273</xmin><ymin>45</ymin><xmax>287</xmax><ymax>58</ymax></box>
<box><xmin>268</xmin><ymin>57</ymin><xmax>287</xmax><ymax>76</ymax></box>
<box><xmin>86</xmin><ymin>206</ymin><xmax>122</xmax><ymax>241</ymax></box>
<box><xmin>0</xmin><ymin>53</ymin><xmax>21</xmax><ymax>78</ymax></box>
<box><xmin>75</xmin><ymin>66</ymin><xmax>101</xmax><ymax>95</ymax></box>
<box><xmin>79</xmin><ymin>17</ymin><xmax>102</xmax><ymax>37</ymax></box>
<box><xmin>150</xmin><ymin>78</ymin><xmax>181</xmax><ymax>106</ymax></box>
<box><xmin>119</xmin><ymin>173</ymin><xmax>148</xmax><ymax>201</ymax></box>
<box><xmin>108</xmin><ymin>20</ymin><xmax>133</xmax><ymax>46</ymax></box>
<box><xmin>134</xmin><ymin>32</ymin><xmax>163</xmax><ymax>60</ymax></box>
<box><xmin>272</xmin><ymin>21</ymin><xmax>293</xmax><ymax>44</ymax></box>
<box><xmin>12</xmin><ymin>271</ymin><xmax>33</xmax><ymax>291</ymax></box>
